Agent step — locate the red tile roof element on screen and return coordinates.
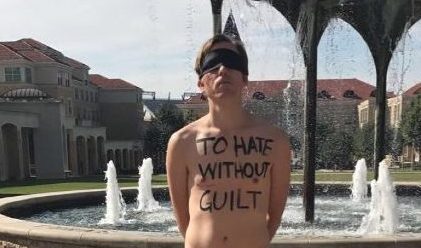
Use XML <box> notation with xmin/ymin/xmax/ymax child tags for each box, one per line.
<box><xmin>0</xmin><ymin>38</ymin><xmax>89</xmax><ymax>69</ymax></box>
<box><xmin>89</xmin><ymin>74</ymin><xmax>139</xmax><ymax>90</ymax></box>
<box><xmin>244</xmin><ymin>78</ymin><xmax>393</xmax><ymax>101</ymax></box>
<box><xmin>0</xmin><ymin>44</ymin><xmax>22</xmax><ymax>60</ymax></box>
<box><xmin>404</xmin><ymin>82</ymin><xmax>421</xmax><ymax>96</ymax></box>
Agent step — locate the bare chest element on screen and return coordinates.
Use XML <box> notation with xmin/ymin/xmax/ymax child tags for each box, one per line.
<box><xmin>186</xmin><ymin>133</ymin><xmax>276</xmax><ymax>212</ymax></box>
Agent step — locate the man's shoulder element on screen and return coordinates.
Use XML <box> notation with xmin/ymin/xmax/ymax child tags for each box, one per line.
<box><xmin>169</xmin><ymin>117</ymin><xmax>204</xmax><ymax>144</ymax></box>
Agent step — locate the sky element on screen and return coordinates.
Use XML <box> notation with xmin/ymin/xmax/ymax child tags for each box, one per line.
<box><xmin>1</xmin><ymin>0</ymin><xmax>421</xmax><ymax>98</ymax></box>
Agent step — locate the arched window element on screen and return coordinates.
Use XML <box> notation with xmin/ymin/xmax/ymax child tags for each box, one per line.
<box><xmin>343</xmin><ymin>90</ymin><xmax>360</xmax><ymax>99</ymax></box>
<box><xmin>317</xmin><ymin>90</ymin><xmax>331</xmax><ymax>99</ymax></box>
<box><xmin>252</xmin><ymin>91</ymin><xmax>266</xmax><ymax>100</ymax></box>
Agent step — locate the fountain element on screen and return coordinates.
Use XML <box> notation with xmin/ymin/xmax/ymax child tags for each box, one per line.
<box><xmin>136</xmin><ymin>158</ymin><xmax>160</xmax><ymax>212</ymax></box>
<box><xmin>0</xmin><ymin>1</ymin><xmax>421</xmax><ymax>247</ymax></box>
<box><xmin>99</xmin><ymin>161</ymin><xmax>126</xmax><ymax>225</ymax></box>
<box><xmin>351</xmin><ymin>158</ymin><xmax>368</xmax><ymax>202</ymax></box>
<box><xmin>359</xmin><ymin>158</ymin><xmax>399</xmax><ymax>234</ymax></box>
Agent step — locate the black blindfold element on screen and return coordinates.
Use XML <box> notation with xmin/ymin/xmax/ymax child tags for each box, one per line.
<box><xmin>200</xmin><ymin>49</ymin><xmax>248</xmax><ymax>78</ymax></box>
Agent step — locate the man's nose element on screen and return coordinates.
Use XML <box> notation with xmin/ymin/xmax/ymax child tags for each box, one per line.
<box><xmin>217</xmin><ymin>65</ymin><xmax>229</xmax><ymax>75</ymax></box>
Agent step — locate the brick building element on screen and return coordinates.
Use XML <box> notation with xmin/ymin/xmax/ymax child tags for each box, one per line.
<box><xmin>0</xmin><ymin>38</ymin><xmax>144</xmax><ymax>181</ymax></box>
<box><xmin>358</xmin><ymin>82</ymin><xmax>421</xmax><ymax>166</ymax></box>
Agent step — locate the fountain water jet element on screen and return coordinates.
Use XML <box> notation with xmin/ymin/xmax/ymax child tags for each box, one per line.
<box><xmin>99</xmin><ymin>160</ymin><xmax>127</xmax><ymax>225</ymax></box>
<box><xmin>136</xmin><ymin>158</ymin><xmax>160</xmax><ymax>212</ymax></box>
<box><xmin>351</xmin><ymin>158</ymin><xmax>368</xmax><ymax>202</ymax></box>
<box><xmin>358</xmin><ymin>158</ymin><xmax>399</xmax><ymax>234</ymax></box>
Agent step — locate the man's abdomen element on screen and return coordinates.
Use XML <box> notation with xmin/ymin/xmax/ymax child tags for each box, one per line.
<box><xmin>185</xmin><ymin>213</ymin><xmax>270</xmax><ymax>248</ymax></box>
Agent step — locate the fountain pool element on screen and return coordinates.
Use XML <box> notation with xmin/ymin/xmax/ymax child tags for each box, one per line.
<box><xmin>1</xmin><ymin>184</ymin><xmax>421</xmax><ymax>248</ymax></box>
<box><xmin>20</xmin><ymin>194</ymin><xmax>421</xmax><ymax>235</ymax></box>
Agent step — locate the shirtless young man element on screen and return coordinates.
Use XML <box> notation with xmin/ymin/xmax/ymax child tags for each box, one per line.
<box><xmin>166</xmin><ymin>34</ymin><xmax>291</xmax><ymax>248</ymax></box>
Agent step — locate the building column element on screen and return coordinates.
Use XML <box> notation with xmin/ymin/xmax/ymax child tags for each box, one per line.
<box><xmin>97</xmin><ymin>138</ymin><xmax>106</xmax><ymax>171</ymax></box>
<box><xmin>91</xmin><ymin>138</ymin><xmax>98</xmax><ymax>174</ymax></box>
<box><xmin>20</xmin><ymin>128</ymin><xmax>30</xmax><ymax>178</ymax></box>
<box><xmin>130</xmin><ymin>150</ymin><xmax>134</xmax><ymax>170</ymax></box>
<box><xmin>134</xmin><ymin>151</ymin><xmax>140</xmax><ymax>168</ymax></box>
<box><xmin>16</xmin><ymin>127</ymin><xmax>25</xmax><ymax>180</ymax></box>
<box><xmin>68</xmin><ymin>134</ymin><xmax>78</xmax><ymax>176</ymax></box>
<box><xmin>83</xmin><ymin>138</ymin><xmax>89</xmax><ymax>176</ymax></box>
<box><xmin>0</xmin><ymin>130</ymin><xmax>6</xmax><ymax>181</ymax></box>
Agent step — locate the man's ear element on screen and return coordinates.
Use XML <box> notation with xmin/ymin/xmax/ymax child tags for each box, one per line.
<box><xmin>197</xmin><ymin>79</ymin><xmax>204</xmax><ymax>89</ymax></box>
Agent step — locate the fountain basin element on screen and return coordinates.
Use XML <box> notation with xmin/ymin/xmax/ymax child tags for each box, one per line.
<box><xmin>0</xmin><ymin>184</ymin><xmax>420</xmax><ymax>248</ymax></box>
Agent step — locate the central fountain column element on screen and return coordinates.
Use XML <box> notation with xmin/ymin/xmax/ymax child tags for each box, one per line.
<box><xmin>211</xmin><ymin>0</ymin><xmax>223</xmax><ymax>35</ymax></box>
<box><xmin>299</xmin><ymin>0</ymin><xmax>319</xmax><ymax>223</ymax></box>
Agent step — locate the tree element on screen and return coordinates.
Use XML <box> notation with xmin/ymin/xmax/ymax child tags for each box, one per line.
<box><xmin>143</xmin><ymin>102</ymin><xmax>185</xmax><ymax>173</ymax></box>
<box><xmin>353</xmin><ymin>122</ymin><xmax>401</xmax><ymax>167</ymax></box>
<box><xmin>315</xmin><ymin>121</ymin><xmax>354</xmax><ymax>169</ymax></box>
<box><xmin>353</xmin><ymin>123</ymin><xmax>374</xmax><ymax>167</ymax></box>
<box><xmin>184</xmin><ymin>109</ymin><xmax>200</xmax><ymax>124</ymax></box>
<box><xmin>400</xmin><ymin>95</ymin><xmax>421</xmax><ymax>154</ymax></box>
<box><xmin>315</xmin><ymin>121</ymin><xmax>335</xmax><ymax>168</ymax></box>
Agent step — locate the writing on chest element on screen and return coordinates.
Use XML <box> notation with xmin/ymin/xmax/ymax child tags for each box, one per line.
<box><xmin>196</xmin><ymin>135</ymin><xmax>274</xmax><ymax>157</ymax></box>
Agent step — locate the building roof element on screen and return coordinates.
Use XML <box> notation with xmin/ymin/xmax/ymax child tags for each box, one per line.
<box><xmin>245</xmin><ymin>78</ymin><xmax>393</xmax><ymax>101</ymax></box>
<box><xmin>223</xmin><ymin>10</ymin><xmax>241</xmax><ymax>41</ymax></box>
<box><xmin>0</xmin><ymin>44</ymin><xmax>24</xmax><ymax>60</ymax></box>
<box><xmin>0</xmin><ymin>38</ymin><xmax>89</xmax><ymax>69</ymax></box>
<box><xmin>404</xmin><ymin>82</ymin><xmax>421</xmax><ymax>96</ymax></box>
<box><xmin>89</xmin><ymin>74</ymin><xmax>140</xmax><ymax>90</ymax></box>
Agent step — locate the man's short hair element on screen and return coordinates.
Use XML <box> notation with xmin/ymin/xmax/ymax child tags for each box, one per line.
<box><xmin>194</xmin><ymin>34</ymin><xmax>248</xmax><ymax>77</ymax></box>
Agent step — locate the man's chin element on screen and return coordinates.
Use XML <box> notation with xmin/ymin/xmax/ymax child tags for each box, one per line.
<box><xmin>209</xmin><ymin>90</ymin><xmax>239</xmax><ymax>100</ymax></box>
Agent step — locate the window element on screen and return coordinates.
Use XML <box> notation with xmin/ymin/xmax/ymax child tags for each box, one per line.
<box><xmin>76</xmin><ymin>107</ymin><xmax>81</xmax><ymax>119</ymax></box>
<box><xmin>95</xmin><ymin>92</ymin><xmax>98</xmax><ymax>102</ymax></box>
<box><xmin>67</xmin><ymin>100</ymin><xmax>72</xmax><ymax>115</ymax></box>
<box><xmin>252</xmin><ymin>91</ymin><xmax>266</xmax><ymax>100</ymax></box>
<box><xmin>318</xmin><ymin>90</ymin><xmax>331</xmax><ymax>99</ymax></box>
<box><xmin>5</xmin><ymin>67</ymin><xmax>21</xmax><ymax>82</ymax></box>
<box><xmin>57</xmin><ymin>72</ymin><xmax>63</xmax><ymax>85</ymax></box>
<box><xmin>64</xmin><ymin>73</ymin><xmax>70</xmax><ymax>87</ymax></box>
<box><xmin>361</xmin><ymin>109</ymin><xmax>368</xmax><ymax>124</ymax></box>
<box><xmin>25</xmin><ymin>68</ymin><xmax>32</xmax><ymax>84</ymax></box>
<box><xmin>90</xmin><ymin>92</ymin><xmax>93</xmax><ymax>102</ymax></box>
<box><xmin>343</xmin><ymin>90</ymin><xmax>360</xmax><ymax>99</ymax></box>
<box><xmin>85</xmin><ymin>91</ymin><xmax>89</xmax><ymax>101</ymax></box>
<box><xmin>75</xmin><ymin>88</ymin><xmax>79</xmax><ymax>99</ymax></box>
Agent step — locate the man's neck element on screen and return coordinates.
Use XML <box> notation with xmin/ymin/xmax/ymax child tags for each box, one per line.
<box><xmin>206</xmin><ymin>99</ymin><xmax>252</xmax><ymax>131</ymax></box>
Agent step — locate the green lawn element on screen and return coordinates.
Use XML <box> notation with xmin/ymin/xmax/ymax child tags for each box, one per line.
<box><xmin>0</xmin><ymin>176</ymin><xmax>166</xmax><ymax>196</ymax></box>
<box><xmin>291</xmin><ymin>171</ymin><xmax>421</xmax><ymax>182</ymax></box>
<box><xmin>0</xmin><ymin>172</ymin><xmax>419</xmax><ymax>197</ymax></box>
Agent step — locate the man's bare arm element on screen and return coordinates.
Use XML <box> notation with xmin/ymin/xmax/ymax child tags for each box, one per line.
<box><xmin>267</xmin><ymin>133</ymin><xmax>291</xmax><ymax>239</ymax></box>
<box><xmin>166</xmin><ymin>133</ymin><xmax>190</xmax><ymax>237</ymax></box>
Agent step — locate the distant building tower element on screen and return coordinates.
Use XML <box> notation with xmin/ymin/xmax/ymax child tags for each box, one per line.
<box><xmin>223</xmin><ymin>10</ymin><xmax>241</xmax><ymax>41</ymax></box>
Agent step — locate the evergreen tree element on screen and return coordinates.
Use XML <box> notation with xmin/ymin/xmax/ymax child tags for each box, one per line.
<box><xmin>315</xmin><ymin>121</ymin><xmax>354</xmax><ymax>169</ymax></box>
<box><xmin>400</xmin><ymin>95</ymin><xmax>421</xmax><ymax>152</ymax></box>
<box><xmin>143</xmin><ymin>102</ymin><xmax>185</xmax><ymax>173</ymax></box>
<box><xmin>353</xmin><ymin>123</ymin><xmax>375</xmax><ymax>166</ymax></box>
